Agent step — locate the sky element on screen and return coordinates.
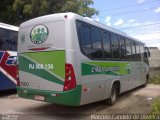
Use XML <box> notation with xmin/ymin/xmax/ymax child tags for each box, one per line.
<box><xmin>91</xmin><ymin>0</ymin><xmax>160</xmax><ymax>49</ymax></box>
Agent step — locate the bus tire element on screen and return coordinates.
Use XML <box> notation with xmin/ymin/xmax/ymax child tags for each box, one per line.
<box><xmin>107</xmin><ymin>83</ymin><xmax>119</xmax><ymax>105</ymax></box>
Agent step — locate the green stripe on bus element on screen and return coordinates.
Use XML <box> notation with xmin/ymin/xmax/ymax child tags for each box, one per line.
<box><xmin>18</xmin><ymin>55</ymin><xmax>64</xmax><ymax>85</ymax></box>
<box><xmin>17</xmin><ymin>85</ymin><xmax>82</xmax><ymax>106</ymax></box>
<box><xmin>22</xmin><ymin>50</ymin><xmax>65</xmax><ymax>79</ymax></box>
<box><xmin>82</xmin><ymin>61</ymin><xmax>131</xmax><ymax>76</ymax></box>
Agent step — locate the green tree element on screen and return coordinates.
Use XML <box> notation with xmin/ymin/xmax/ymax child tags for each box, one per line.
<box><xmin>61</xmin><ymin>0</ymin><xmax>98</xmax><ymax>17</ymax></box>
<box><xmin>0</xmin><ymin>0</ymin><xmax>98</xmax><ymax>25</ymax></box>
<box><xmin>12</xmin><ymin>0</ymin><xmax>67</xmax><ymax>25</ymax></box>
<box><xmin>0</xmin><ymin>0</ymin><xmax>17</xmax><ymax>25</ymax></box>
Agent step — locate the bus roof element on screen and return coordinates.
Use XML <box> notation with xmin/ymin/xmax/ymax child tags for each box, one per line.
<box><xmin>20</xmin><ymin>12</ymin><xmax>144</xmax><ymax>45</ymax></box>
<box><xmin>0</xmin><ymin>22</ymin><xmax>19</xmax><ymax>31</ymax></box>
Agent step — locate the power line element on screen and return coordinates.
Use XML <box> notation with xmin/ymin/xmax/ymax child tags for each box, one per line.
<box><xmin>100</xmin><ymin>6</ymin><xmax>159</xmax><ymax>17</ymax></box>
<box><xmin>119</xmin><ymin>23</ymin><xmax>160</xmax><ymax>30</ymax></box>
<box><xmin>100</xmin><ymin>0</ymin><xmax>159</xmax><ymax>12</ymax></box>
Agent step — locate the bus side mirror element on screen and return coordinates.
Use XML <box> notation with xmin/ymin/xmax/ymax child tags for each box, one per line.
<box><xmin>144</xmin><ymin>47</ymin><xmax>150</xmax><ymax>57</ymax></box>
<box><xmin>144</xmin><ymin>51</ymin><xmax>150</xmax><ymax>57</ymax></box>
<box><xmin>148</xmin><ymin>51</ymin><xmax>151</xmax><ymax>57</ymax></box>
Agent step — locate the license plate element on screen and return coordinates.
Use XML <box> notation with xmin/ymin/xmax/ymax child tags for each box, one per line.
<box><xmin>34</xmin><ymin>95</ymin><xmax>45</xmax><ymax>101</ymax></box>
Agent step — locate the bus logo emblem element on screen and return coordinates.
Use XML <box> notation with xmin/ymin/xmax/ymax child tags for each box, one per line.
<box><xmin>30</xmin><ymin>25</ymin><xmax>49</xmax><ymax>44</ymax></box>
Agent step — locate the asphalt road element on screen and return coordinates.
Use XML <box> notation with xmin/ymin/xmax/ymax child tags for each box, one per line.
<box><xmin>0</xmin><ymin>84</ymin><xmax>160</xmax><ymax>120</ymax></box>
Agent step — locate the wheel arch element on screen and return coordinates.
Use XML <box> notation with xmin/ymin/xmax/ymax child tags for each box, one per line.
<box><xmin>109</xmin><ymin>79</ymin><xmax>121</xmax><ymax>96</ymax></box>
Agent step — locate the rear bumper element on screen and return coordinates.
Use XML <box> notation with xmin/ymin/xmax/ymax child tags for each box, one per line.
<box><xmin>17</xmin><ymin>85</ymin><xmax>82</xmax><ymax>106</ymax></box>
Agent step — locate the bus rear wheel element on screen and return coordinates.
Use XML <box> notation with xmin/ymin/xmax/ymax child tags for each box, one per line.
<box><xmin>107</xmin><ymin>84</ymin><xmax>119</xmax><ymax>105</ymax></box>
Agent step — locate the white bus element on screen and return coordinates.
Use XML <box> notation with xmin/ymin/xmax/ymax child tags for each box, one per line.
<box><xmin>17</xmin><ymin>13</ymin><xmax>150</xmax><ymax>106</ymax></box>
<box><xmin>0</xmin><ymin>22</ymin><xmax>18</xmax><ymax>91</ymax></box>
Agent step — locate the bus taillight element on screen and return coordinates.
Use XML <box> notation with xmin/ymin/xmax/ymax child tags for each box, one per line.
<box><xmin>63</xmin><ymin>63</ymin><xmax>76</xmax><ymax>91</ymax></box>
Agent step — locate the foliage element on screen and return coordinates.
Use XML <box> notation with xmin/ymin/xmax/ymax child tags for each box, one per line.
<box><xmin>151</xmin><ymin>97</ymin><xmax>160</xmax><ymax>114</ymax></box>
<box><xmin>149</xmin><ymin>75</ymin><xmax>160</xmax><ymax>84</ymax></box>
<box><xmin>0</xmin><ymin>0</ymin><xmax>16</xmax><ymax>25</ymax></box>
<box><xmin>12</xmin><ymin>0</ymin><xmax>65</xmax><ymax>25</ymax></box>
<box><xmin>61</xmin><ymin>0</ymin><xmax>98</xmax><ymax>17</ymax></box>
<box><xmin>145</xmin><ymin>97</ymin><xmax>160</xmax><ymax>120</ymax></box>
<box><xmin>0</xmin><ymin>0</ymin><xmax>98</xmax><ymax>25</ymax></box>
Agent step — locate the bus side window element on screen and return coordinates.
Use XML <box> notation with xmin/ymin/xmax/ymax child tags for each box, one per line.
<box><xmin>112</xmin><ymin>34</ymin><xmax>120</xmax><ymax>59</ymax></box>
<box><xmin>0</xmin><ymin>28</ymin><xmax>8</xmax><ymax>50</ymax></box>
<box><xmin>79</xmin><ymin>23</ymin><xmax>103</xmax><ymax>59</ymax></box>
<box><xmin>0</xmin><ymin>28</ymin><xmax>17</xmax><ymax>51</ymax></box>
<box><xmin>9</xmin><ymin>31</ymin><xmax>18</xmax><ymax>51</ymax></box>
<box><xmin>0</xmin><ymin>28</ymin><xmax>2</xmax><ymax>49</ymax></box>
<box><xmin>131</xmin><ymin>42</ymin><xmax>137</xmax><ymax>61</ymax></box>
<box><xmin>91</xmin><ymin>27</ymin><xmax>102</xmax><ymax>49</ymax></box>
<box><xmin>80</xmin><ymin>24</ymin><xmax>91</xmax><ymax>48</ymax></box>
<box><xmin>102</xmin><ymin>31</ymin><xmax>112</xmax><ymax>59</ymax></box>
<box><xmin>90</xmin><ymin>27</ymin><xmax>103</xmax><ymax>59</ymax></box>
<box><xmin>135</xmin><ymin>43</ymin><xmax>141</xmax><ymax>61</ymax></box>
<box><xmin>119</xmin><ymin>37</ymin><xmax>126</xmax><ymax>60</ymax></box>
<box><xmin>125</xmin><ymin>39</ymin><xmax>132</xmax><ymax>60</ymax></box>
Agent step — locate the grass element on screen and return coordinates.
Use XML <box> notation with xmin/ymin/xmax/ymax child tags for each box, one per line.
<box><xmin>145</xmin><ymin>97</ymin><xmax>160</xmax><ymax>120</ymax></box>
<box><xmin>146</xmin><ymin>69</ymin><xmax>160</xmax><ymax>120</ymax></box>
<box><xmin>148</xmin><ymin>75</ymin><xmax>160</xmax><ymax>84</ymax></box>
<box><xmin>151</xmin><ymin>97</ymin><xmax>160</xmax><ymax>114</ymax></box>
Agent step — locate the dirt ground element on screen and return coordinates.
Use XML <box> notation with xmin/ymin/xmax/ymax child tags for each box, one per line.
<box><xmin>0</xmin><ymin>84</ymin><xmax>160</xmax><ymax>120</ymax></box>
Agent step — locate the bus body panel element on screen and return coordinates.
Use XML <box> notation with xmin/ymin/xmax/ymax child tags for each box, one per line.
<box><xmin>64</xmin><ymin>16</ymin><xmax>82</xmax><ymax>85</ymax></box>
<box><xmin>18</xmin><ymin>14</ymin><xmax>82</xmax><ymax>106</ymax></box>
<box><xmin>17</xmin><ymin>13</ymin><xmax>150</xmax><ymax>106</ymax></box>
<box><xmin>0</xmin><ymin>23</ymin><xmax>18</xmax><ymax>91</ymax></box>
<box><xmin>18</xmin><ymin>21</ymin><xmax>65</xmax><ymax>53</ymax></box>
<box><xmin>18</xmin><ymin>20</ymin><xmax>66</xmax><ymax>92</ymax></box>
<box><xmin>79</xmin><ymin>59</ymin><xmax>135</xmax><ymax>104</ymax></box>
<box><xmin>18</xmin><ymin>51</ymin><xmax>65</xmax><ymax>91</ymax></box>
<box><xmin>0</xmin><ymin>51</ymin><xmax>17</xmax><ymax>90</ymax></box>
<box><xmin>0</xmin><ymin>71</ymin><xmax>16</xmax><ymax>90</ymax></box>
<box><xmin>17</xmin><ymin>85</ymin><xmax>82</xmax><ymax>106</ymax></box>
